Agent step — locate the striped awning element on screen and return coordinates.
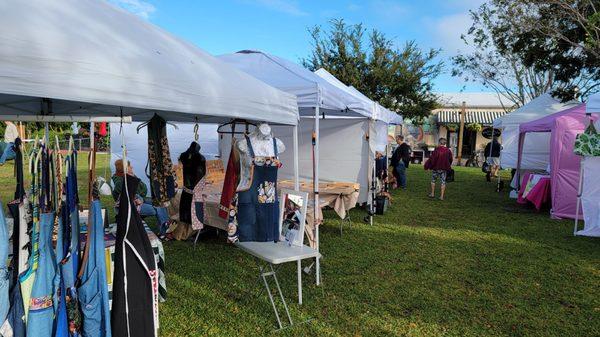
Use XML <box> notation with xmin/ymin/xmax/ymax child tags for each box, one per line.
<box><xmin>436</xmin><ymin>110</ymin><xmax>507</xmax><ymax>126</ymax></box>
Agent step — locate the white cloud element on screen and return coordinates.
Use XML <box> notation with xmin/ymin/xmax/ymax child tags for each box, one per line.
<box><xmin>251</xmin><ymin>0</ymin><xmax>308</xmax><ymax>16</ymax></box>
<box><xmin>109</xmin><ymin>0</ymin><xmax>156</xmax><ymax>19</ymax></box>
<box><xmin>347</xmin><ymin>3</ymin><xmax>361</xmax><ymax>11</ymax></box>
<box><xmin>370</xmin><ymin>0</ymin><xmax>409</xmax><ymax>21</ymax></box>
<box><xmin>429</xmin><ymin>13</ymin><xmax>474</xmax><ymax>55</ymax></box>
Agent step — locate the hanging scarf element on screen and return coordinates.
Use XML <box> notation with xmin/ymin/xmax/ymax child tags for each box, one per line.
<box><xmin>574</xmin><ymin>118</ymin><xmax>600</xmax><ymax>156</ymax></box>
<box><xmin>218</xmin><ymin>141</ymin><xmax>240</xmax><ymax>219</ymax></box>
<box><xmin>146</xmin><ymin>114</ymin><xmax>175</xmax><ymax>206</ymax></box>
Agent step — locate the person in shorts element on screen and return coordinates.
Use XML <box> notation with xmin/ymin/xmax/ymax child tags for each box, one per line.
<box><xmin>425</xmin><ymin>138</ymin><xmax>453</xmax><ymax>200</ymax></box>
<box><xmin>484</xmin><ymin>136</ymin><xmax>502</xmax><ymax>181</ymax></box>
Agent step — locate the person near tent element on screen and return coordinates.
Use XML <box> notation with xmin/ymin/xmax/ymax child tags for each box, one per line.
<box><xmin>0</xmin><ymin>121</ymin><xmax>18</xmax><ymax>165</ymax></box>
<box><xmin>484</xmin><ymin>136</ymin><xmax>502</xmax><ymax>181</ymax></box>
<box><xmin>390</xmin><ymin>135</ymin><xmax>411</xmax><ymax>189</ymax></box>
<box><xmin>111</xmin><ymin>159</ymin><xmax>169</xmax><ymax>229</ymax></box>
<box><xmin>425</xmin><ymin>138</ymin><xmax>453</xmax><ymax>200</ymax></box>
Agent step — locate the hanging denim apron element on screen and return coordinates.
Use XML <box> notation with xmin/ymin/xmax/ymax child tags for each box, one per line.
<box><xmin>0</xmin><ymin>203</ymin><xmax>10</xmax><ymax>323</ymax></box>
<box><xmin>78</xmin><ymin>199</ymin><xmax>112</xmax><ymax>337</ymax></box>
<box><xmin>63</xmin><ymin>153</ymin><xmax>82</xmax><ymax>336</ymax></box>
<box><xmin>27</xmin><ymin>212</ymin><xmax>57</xmax><ymax>337</ymax></box>
<box><xmin>53</xmin><ymin>203</ymin><xmax>69</xmax><ymax>337</ymax></box>
<box><xmin>236</xmin><ymin>136</ymin><xmax>280</xmax><ymax>242</ymax></box>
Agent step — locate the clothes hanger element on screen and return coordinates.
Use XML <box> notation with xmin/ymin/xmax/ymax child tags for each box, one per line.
<box><xmin>136</xmin><ymin>113</ymin><xmax>179</xmax><ymax>133</ymax></box>
<box><xmin>216</xmin><ymin>119</ymin><xmax>256</xmax><ymax>134</ymax></box>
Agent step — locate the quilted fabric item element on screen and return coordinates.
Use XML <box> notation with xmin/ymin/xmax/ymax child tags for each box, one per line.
<box><xmin>574</xmin><ymin>122</ymin><xmax>600</xmax><ymax>157</ymax></box>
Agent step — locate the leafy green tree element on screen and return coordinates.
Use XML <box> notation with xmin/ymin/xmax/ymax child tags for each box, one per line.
<box><xmin>303</xmin><ymin>19</ymin><xmax>443</xmax><ymax>121</ymax></box>
<box><xmin>453</xmin><ymin>0</ymin><xmax>599</xmax><ymax>107</ymax></box>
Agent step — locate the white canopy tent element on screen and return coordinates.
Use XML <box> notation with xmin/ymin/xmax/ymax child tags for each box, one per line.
<box><xmin>493</xmin><ymin>93</ymin><xmax>579</xmax><ymax>170</ymax></box>
<box><xmin>219</xmin><ymin>51</ymin><xmax>378</xmax><ymax>284</ymax></box>
<box><xmin>0</xmin><ymin>0</ymin><xmax>299</xmax><ymax>126</ymax></box>
<box><xmin>574</xmin><ymin>93</ymin><xmax>600</xmax><ymax>237</ymax></box>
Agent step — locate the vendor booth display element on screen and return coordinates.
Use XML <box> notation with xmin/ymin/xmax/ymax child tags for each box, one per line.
<box><xmin>574</xmin><ymin>94</ymin><xmax>600</xmax><ymax>237</ymax></box>
<box><xmin>219</xmin><ymin>50</ymin><xmax>373</xmax><ymax>284</ymax></box>
<box><xmin>517</xmin><ymin>104</ymin><xmax>597</xmax><ymax>219</ymax></box>
<box><xmin>494</xmin><ymin>93</ymin><xmax>579</xmax><ymax>170</ymax></box>
<box><xmin>0</xmin><ymin>0</ymin><xmax>305</xmax><ymax>332</ymax></box>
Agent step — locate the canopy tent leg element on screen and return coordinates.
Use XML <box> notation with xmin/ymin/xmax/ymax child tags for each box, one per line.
<box><xmin>293</xmin><ymin>125</ymin><xmax>299</xmax><ymax>191</ymax></box>
<box><xmin>574</xmin><ymin>158</ymin><xmax>585</xmax><ymax>235</ymax></box>
<box><xmin>314</xmin><ymin>105</ymin><xmax>321</xmax><ymax>286</ymax></box>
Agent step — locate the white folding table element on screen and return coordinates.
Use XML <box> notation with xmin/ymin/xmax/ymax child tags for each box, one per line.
<box><xmin>235</xmin><ymin>241</ymin><xmax>321</xmax><ymax>329</ymax></box>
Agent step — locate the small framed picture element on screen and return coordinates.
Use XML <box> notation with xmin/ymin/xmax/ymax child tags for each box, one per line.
<box><xmin>278</xmin><ymin>189</ymin><xmax>308</xmax><ymax>247</ymax></box>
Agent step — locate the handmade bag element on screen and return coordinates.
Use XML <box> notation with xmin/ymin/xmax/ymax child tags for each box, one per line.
<box><xmin>574</xmin><ymin>121</ymin><xmax>600</xmax><ymax>157</ymax></box>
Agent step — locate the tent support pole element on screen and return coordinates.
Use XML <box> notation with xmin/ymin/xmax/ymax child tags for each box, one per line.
<box><xmin>314</xmin><ymin>104</ymin><xmax>321</xmax><ymax>286</ymax></box>
<box><xmin>293</xmin><ymin>125</ymin><xmax>299</xmax><ymax>191</ymax></box>
<box><xmin>574</xmin><ymin>157</ymin><xmax>585</xmax><ymax>235</ymax></box>
<box><xmin>44</xmin><ymin>122</ymin><xmax>49</xmax><ymax>145</ymax></box>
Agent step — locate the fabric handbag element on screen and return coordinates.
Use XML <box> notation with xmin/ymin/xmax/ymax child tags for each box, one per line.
<box><xmin>446</xmin><ymin>169</ymin><xmax>455</xmax><ymax>183</ymax></box>
<box><xmin>481</xmin><ymin>162</ymin><xmax>490</xmax><ymax>173</ymax></box>
<box><xmin>574</xmin><ymin>121</ymin><xmax>600</xmax><ymax>156</ymax></box>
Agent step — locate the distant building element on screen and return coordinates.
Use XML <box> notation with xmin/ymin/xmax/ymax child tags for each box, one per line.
<box><xmin>400</xmin><ymin>92</ymin><xmax>515</xmax><ymax>164</ymax></box>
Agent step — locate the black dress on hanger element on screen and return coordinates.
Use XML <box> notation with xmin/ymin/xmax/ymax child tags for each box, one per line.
<box><xmin>112</xmin><ymin>175</ymin><xmax>158</xmax><ymax>337</ymax></box>
<box><xmin>178</xmin><ymin>142</ymin><xmax>206</xmax><ymax>224</ymax></box>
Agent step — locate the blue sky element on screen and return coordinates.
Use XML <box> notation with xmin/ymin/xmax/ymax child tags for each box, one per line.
<box><xmin>111</xmin><ymin>0</ymin><xmax>488</xmax><ymax>92</ymax></box>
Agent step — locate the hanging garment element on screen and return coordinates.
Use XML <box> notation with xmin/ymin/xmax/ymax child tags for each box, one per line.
<box><xmin>146</xmin><ymin>114</ymin><xmax>175</xmax><ymax>206</ymax></box>
<box><xmin>178</xmin><ymin>142</ymin><xmax>206</xmax><ymax>224</ymax></box>
<box><xmin>219</xmin><ymin>142</ymin><xmax>240</xmax><ymax>219</ymax></box>
<box><xmin>53</xmin><ymin>203</ymin><xmax>69</xmax><ymax>337</ymax></box>
<box><xmin>1</xmin><ymin>283</ymin><xmax>26</xmax><ymax>337</ymax></box>
<box><xmin>233</xmin><ymin>136</ymin><xmax>281</xmax><ymax>242</ymax></box>
<box><xmin>78</xmin><ymin>200</ymin><xmax>111</xmax><ymax>337</ymax></box>
<box><xmin>27</xmin><ymin>212</ymin><xmax>57</xmax><ymax>337</ymax></box>
<box><xmin>20</xmin><ymin>200</ymin><xmax>38</xmax><ymax>323</ymax></box>
<box><xmin>112</xmin><ymin>175</ymin><xmax>159</xmax><ymax>337</ymax></box>
<box><xmin>0</xmin><ymin>203</ymin><xmax>9</xmax><ymax>324</ymax></box>
<box><xmin>190</xmin><ymin>178</ymin><xmax>206</xmax><ymax>231</ymax></box>
<box><xmin>574</xmin><ymin>120</ymin><xmax>600</xmax><ymax>156</ymax></box>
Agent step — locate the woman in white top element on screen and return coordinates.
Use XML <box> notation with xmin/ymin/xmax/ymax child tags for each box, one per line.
<box><xmin>0</xmin><ymin>122</ymin><xmax>18</xmax><ymax>164</ymax></box>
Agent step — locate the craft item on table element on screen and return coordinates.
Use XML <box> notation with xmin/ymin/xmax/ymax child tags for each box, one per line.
<box><xmin>178</xmin><ymin>141</ymin><xmax>206</xmax><ymax>224</ymax></box>
<box><xmin>112</xmin><ymin>175</ymin><xmax>159</xmax><ymax>337</ymax></box>
<box><xmin>231</xmin><ymin>124</ymin><xmax>284</xmax><ymax>243</ymax></box>
<box><xmin>146</xmin><ymin>114</ymin><xmax>176</xmax><ymax>206</ymax></box>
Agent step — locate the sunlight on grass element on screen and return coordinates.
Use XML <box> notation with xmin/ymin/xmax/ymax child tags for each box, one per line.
<box><xmin>0</xmin><ymin>155</ymin><xmax>597</xmax><ymax>336</ymax></box>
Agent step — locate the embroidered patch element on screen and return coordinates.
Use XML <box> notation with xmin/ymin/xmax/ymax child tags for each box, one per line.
<box><xmin>30</xmin><ymin>295</ymin><xmax>53</xmax><ymax>311</ymax></box>
<box><xmin>257</xmin><ymin>182</ymin><xmax>276</xmax><ymax>204</ymax></box>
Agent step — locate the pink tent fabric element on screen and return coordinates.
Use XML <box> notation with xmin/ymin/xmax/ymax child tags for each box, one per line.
<box><xmin>517</xmin><ymin>103</ymin><xmax>598</xmax><ymax>219</ymax></box>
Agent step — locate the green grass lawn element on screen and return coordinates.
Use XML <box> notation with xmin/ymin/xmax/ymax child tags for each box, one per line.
<box><xmin>0</xmin><ymin>153</ymin><xmax>598</xmax><ymax>336</ymax></box>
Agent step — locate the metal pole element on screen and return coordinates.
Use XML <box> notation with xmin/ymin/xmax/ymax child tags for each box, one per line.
<box><xmin>314</xmin><ymin>100</ymin><xmax>321</xmax><ymax>286</ymax></box>
<box><xmin>44</xmin><ymin>122</ymin><xmax>50</xmax><ymax>145</ymax></box>
<box><xmin>574</xmin><ymin>159</ymin><xmax>585</xmax><ymax>235</ymax></box>
<box><xmin>293</xmin><ymin>125</ymin><xmax>299</xmax><ymax>191</ymax></box>
<box><xmin>457</xmin><ymin>101</ymin><xmax>466</xmax><ymax>165</ymax></box>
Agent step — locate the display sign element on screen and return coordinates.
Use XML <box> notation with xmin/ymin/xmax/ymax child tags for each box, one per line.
<box><xmin>482</xmin><ymin>127</ymin><xmax>501</xmax><ymax>139</ymax></box>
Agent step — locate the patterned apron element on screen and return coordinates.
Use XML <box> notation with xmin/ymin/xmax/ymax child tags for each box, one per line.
<box><xmin>235</xmin><ymin>136</ymin><xmax>281</xmax><ymax>242</ymax></box>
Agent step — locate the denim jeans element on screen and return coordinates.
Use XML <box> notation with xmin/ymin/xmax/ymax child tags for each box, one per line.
<box><xmin>0</xmin><ymin>143</ymin><xmax>15</xmax><ymax>164</ymax></box>
<box><xmin>395</xmin><ymin>162</ymin><xmax>407</xmax><ymax>188</ymax></box>
<box><xmin>117</xmin><ymin>198</ymin><xmax>169</xmax><ymax>234</ymax></box>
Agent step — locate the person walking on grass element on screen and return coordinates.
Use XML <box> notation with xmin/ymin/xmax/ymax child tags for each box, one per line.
<box><xmin>425</xmin><ymin>138</ymin><xmax>453</xmax><ymax>200</ymax></box>
<box><xmin>390</xmin><ymin>135</ymin><xmax>411</xmax><ymax>189</ymax></box>
<box><xmin>484</xmin><ymin>136</ymin><xmax>501</xmax><ymax>182</ymax></box>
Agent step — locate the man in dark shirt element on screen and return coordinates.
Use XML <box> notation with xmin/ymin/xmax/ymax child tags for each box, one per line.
<box><xmin>484</xmin><ymin>136</ymin><xmax>502</xmax><ymax>181</ymax></box>
<box><xmin>390</xmin><ymin>135</ymin><xmax>411</xmax><ymax>189</ymax></box>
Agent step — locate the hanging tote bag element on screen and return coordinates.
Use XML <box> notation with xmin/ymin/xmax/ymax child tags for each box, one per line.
<box><xmin>574</xmin><ymin>122</ymin><xmax>600</xmax><ymax>157</ymax></box>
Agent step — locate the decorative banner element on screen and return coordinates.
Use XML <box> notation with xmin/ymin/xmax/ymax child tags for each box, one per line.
<box><xmin>482</xmin><ymin>127</ymin><xmax>502</xmax><ymax>139</ymax></box>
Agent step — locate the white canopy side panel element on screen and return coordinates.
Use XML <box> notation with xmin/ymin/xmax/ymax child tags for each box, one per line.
<box><xmin>588</xmin><ymin>93</ymin><xmax>600</xmax><ymax>113</ymax></box>
<box><xmin>578</xmin><ymin>156</ymin><xmax>600</xmax><ymax>237</ymax></box>
<box><xmin>501</xmin><ymin>126</ymin><xmax>551</xmax><ymax>170</ymax></box>
<box><xmin>273</xmin><ymin>119</ymin><xmax>370</xmax><ymax>203</ymax></box>
<box><xmin>371</xmin><ymin>120</ymin><xmax>390</xmax><ymax>153</ymax></box>
<box><xmin>110</xmin><ymin>123</ymin><xmax>219</xmax><ymax>188</ymax></box>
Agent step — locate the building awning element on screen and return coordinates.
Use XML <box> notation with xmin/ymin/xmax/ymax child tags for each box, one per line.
<box><xmin>436</xmin><ymin>110</ymin><xmax>507</xmax><ymax>126</ymax></box>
